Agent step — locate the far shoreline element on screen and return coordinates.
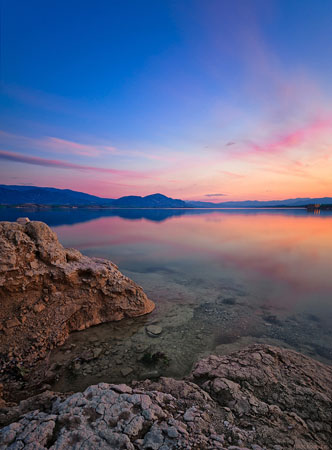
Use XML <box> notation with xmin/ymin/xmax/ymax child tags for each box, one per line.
<box><xmin>0</xmin><ymin>204</ymin><xmax>308</xmax><ymax>210</ymax></box>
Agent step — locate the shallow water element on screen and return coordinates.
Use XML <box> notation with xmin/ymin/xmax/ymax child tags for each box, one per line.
<box><xmin>1</xmin><ymin>207</ymin><xmax>332</xmax><ymax>391</ymax></box>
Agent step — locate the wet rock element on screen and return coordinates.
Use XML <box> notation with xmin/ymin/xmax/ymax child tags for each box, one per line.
<box><xmin>93</xmin><ymin>348</ymin><xmax>103</xmax><ymax>359</ymax></box>
<box><xmin>146</xmin><ymin>325</ymin><xmax>163</xmax><ymax>337</ymax></box>
<box><xmin>0</xmin><ymin>220</ymin><xmax>155</xmax><ymax>396</ymax></box>
<box><xmin>121</xmin><ymin>367</ymin><xmax>134</xmax><ymax>377</ymax></box>
<box><xmin>134</xmin><ymin>343</ymin><xmax>146</xmax><ymax>353</ymax></box>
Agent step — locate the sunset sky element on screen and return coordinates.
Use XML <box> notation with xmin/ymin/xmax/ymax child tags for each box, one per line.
<box><xmin>1</xmin><ymin>0</ymin><xmax>332</xmax><ymax>201</ymax></box>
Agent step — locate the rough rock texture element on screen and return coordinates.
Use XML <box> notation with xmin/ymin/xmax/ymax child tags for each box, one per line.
<box><xmin>1</xmin><ymin>345</ymin><xmax>331</xmax><ymax>449</ymax></box>
<box><xmin>0</xmin><ymin>220</ymin><xmax>154</xmax><ymax>382</ymax></box>
<box><xmin>191</xmin><ymin>345</ymin><xmax>332</xmax><ymax>449</ymax></box>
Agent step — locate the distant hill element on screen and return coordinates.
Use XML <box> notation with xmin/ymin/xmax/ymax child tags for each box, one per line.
<box><xmin>0</xmin><ymin>186</ymin><xmax>185</xmax><ymax>208</ymax></box>
<box><xmin>1</xmin><ymin>185</ymin><xmax>331</xmax><ymax>208</ymax></box>
<box><xmin>187</xmin><ymin>197</ymin><xmax>332</xmax><ymax>208</ymax></box>
<box><xmin>112</xmin><ymin>193</ymin><xmax>186</xmax><ymax>208</ymax></box>
<box><xmin>0</xmin><ymin>185</ymin><xmax>113</xmax><ymax>206</ymax></box>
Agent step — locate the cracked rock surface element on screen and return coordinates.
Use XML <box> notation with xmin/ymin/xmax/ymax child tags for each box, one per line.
<box><xmin>0</xmin><ymin>220</ymin><xmax>154</xmax><ymax>391</ymax></box>
<box><xmin>1</xmin><ymin>345</ymin><xmax>331</xmax><ymax>449</ymax></box>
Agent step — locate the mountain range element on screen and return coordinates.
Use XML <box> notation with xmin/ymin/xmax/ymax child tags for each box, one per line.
<box><xmin>0</xmin><ymin>185</ymin><xmax>331</xmax><ymax>208</ymax></box>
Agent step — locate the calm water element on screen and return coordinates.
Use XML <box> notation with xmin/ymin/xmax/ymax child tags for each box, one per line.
<box><xmin>1</xmin><ymin>207</ymin><xmax>332</xmax><ymax>391</ymax></box>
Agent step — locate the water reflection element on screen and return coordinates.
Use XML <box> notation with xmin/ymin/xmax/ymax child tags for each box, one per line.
<box><xmin>0</xmin><ymin>205</ymin><xmax>325</xmax><ymax>227</ymax></box>
<box><xmin>1</xmin><ymin>208</ymin><xmax>331</xmax><ymax>391</ymax></box>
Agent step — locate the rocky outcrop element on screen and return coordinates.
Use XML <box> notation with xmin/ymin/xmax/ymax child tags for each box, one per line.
<box><xmin>1</xmin><ymin>345</ymin><xmax>331</xmax><ymax>449</ymax></box>
<box><xmin>0</xmin><ymin>220</ymin><xmax>154</xmax><ymax>381</ymax></box>
<box><xmin>191</xmin><ymin>344</ymin><xmax>332</xmax><ymax>449</ymax></box>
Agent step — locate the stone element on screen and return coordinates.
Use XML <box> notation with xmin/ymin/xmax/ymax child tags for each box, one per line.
<box><xmin>1</xmin><ymin>346</ymin><xmax>332</xmax><ymax>449</ymax></box>
<box><xmin>167</xmin><ymin>426</ymin><xmax>178</xmax><ymax>438</ymax></box>
<box><xmin>183</xmin><ymin>407</ymin><xmax>196</xmax><ymax>422</ymax></box>
<box><xmin>0</xmin><ymin>220</ymin><xmax>155</xmax><ymax>398</ymax></box>
<box><xmin>143</xmin><ymin>425</ymin><xmax>164</xmax><ymax>449</ymax></box>
<box><xmin>16</xmin><ymin>217</ymin><xmax>30</xmax><ymax>225</ymax></box>
<box><xmin>146</xmin><ymin>325</ymin><xmax>163</xmax><ymax>337</ymax></box>
<box><xmin>93</xmin><ymin>348</ymin><xmax>103</xmax><ymax>359</ymax></box>
<box><xmin>121</xmin><ymin>367</ymin><xmax>134</xmax><ymax>377</ymax></box>
<box><xmin>33</xmin><ymin>304</ymin><xmax>45</xmax><ymax>313</ymax></box>
<box><xmin>5</xmin><ymin>318</ymin><xmax>20</xmax><ymax>329</ymax></box>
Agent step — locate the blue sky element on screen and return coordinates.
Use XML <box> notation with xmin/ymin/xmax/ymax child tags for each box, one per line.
<box><xmin>1</xmin><ymin>0</ymin><xmax>332</xmax><ymax>200</ymax></box>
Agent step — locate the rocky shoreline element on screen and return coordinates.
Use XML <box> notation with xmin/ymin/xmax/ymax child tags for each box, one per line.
<box><xmin>1</xmin><ymin>345</ymin><xmax>331</xmax><ymax>449</ymax></box>
<box><xmin>1</xmin><ymin>220</ymin><xmax>331</xmax><ymax>449</ymax></box>
<box><xmin>0</xmin><ymin>219</ymin><xmax>154</xmax><ymax>401</ymax></box>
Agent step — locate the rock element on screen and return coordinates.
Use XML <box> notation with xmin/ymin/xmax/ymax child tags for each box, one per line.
<box><xmin>183</xmin><ymin>407</ymin><xmax>196</xmax><ymax>422</ymax></box>
<box><xmin>191</xmin><ymin>344</ymin><xmax>332</xmax><ymax>449</ymax></box>
<box><xmin>16</xmin><ymin>217</ymin><xmax>30</xmax><ymax>225</ymax></box>
<box><xmin>93</xmin><ymin>348</ymin><xmax>103</xmax><ymax>359</ymax></box>
<box><xmin>1</xmin><ymin>345</ymin><xmax>331</xmax><ymax>449</ymax></box>
<box><xmin>167</xmin><ymin>426</ymin><xmax>178</xmax><ymax>438</ymax></box>
<box><xmin>0</xmin><ymin>220</ymin><xmax>154</xmax><ymax>396</ymax></box>
<box><xmin>143</xmin><ymin>425</ymin><xmax>164</xmax><ymax>449</ymax></box>
<box><xmin>121</xmin><ymin>367</ymin><xmax>134</xmax><ymax>377</ymax></box>
<box><xmin>33</xmin><ymin>304</ymin><xmax>45</xmax><ymax>313</ymax></box>
<box><xmin>5</xmin><ymin>318</ymin><xmax>20</xmax><ymax>329</ymax></box>
<box><xmin>146</xmin><ymin>325</ymin><xmax>163</xmax><ymax>337</ymax></box>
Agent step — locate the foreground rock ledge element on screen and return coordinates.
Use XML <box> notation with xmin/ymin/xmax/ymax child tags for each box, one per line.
<box><xmin>0</xmin><ymin>220</ymin><xmax>155</xmax><ymax>374</ymax></box>
<box><xmin>0</xmin><ymin>345</ymin><xmax>331</xmax><ymax>449</ymax></box>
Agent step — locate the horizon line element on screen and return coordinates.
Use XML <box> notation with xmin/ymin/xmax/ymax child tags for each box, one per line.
<box><xmin>1</xmin><ymin>184</ymin><xmax>331</xmax><ymax>204</ymax></box>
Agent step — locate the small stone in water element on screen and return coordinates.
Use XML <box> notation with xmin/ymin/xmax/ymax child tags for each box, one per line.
<box><xmin>93</xmin><ymin>348</ymin><xmax>102</xmax><ymax>358</ymax></box>
<box><xmin>146</xmin><ymin>325</ymin><xmax>162</xmax><ymax>337</ymax></box>
<box><xmin>121</xmin><ymin>367</ymin><xmax>133</xmax><ymax>377</ymax></box>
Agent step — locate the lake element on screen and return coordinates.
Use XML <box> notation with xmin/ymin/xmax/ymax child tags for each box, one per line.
<box><xmin>1</xmin><ymin>207</ymin><xmax>332</xmax><ymax>391</ymax></box>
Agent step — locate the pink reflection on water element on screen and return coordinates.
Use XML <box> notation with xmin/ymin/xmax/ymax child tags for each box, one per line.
<box><xmin>55</xmin><ymin>212</ymin><xmax>332</xmax><ymax>315</ymax></box>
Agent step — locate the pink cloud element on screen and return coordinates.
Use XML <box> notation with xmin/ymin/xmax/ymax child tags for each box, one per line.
<box><xmin>45</xmin><ymin>137</ymin><xmax>118</xmax><ymax>157</ymax></box>
<box><xmin>219</xmin><ymin>170</ymin><xmax>245</xmax><ymax>179</ymax></box>
<box><xmin>230</xmin><ymin>117</ymin><xmax>332</xmax><ymax>159</ymax></box>
<box><xmin>0</xmin><ymin>150</ymin><xmax>149</xmax><ymax>178</ymax></box>
<box><xmin>0</xmin><ymin>130</ymin><xmax>177</xmax><ymax>162</ymax></box>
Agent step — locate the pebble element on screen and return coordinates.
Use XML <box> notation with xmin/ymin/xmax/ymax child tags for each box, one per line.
<box><xmin>167</xmin><ymin>426</ymin><xmax>178</xmax><ymax>438</ymax></box>
<box><xmin>121</xmin><ymin>367</ymin><xmax>134</xmax><ymax>377</ymax></box>
<box><xmin>93</xmin><ymin>348</ymin><xmax>102</xmax><ymax>358</ymax></box>
<box><xmin>183</xmin><ymin>408</ymin><xmax>196</xmax><ymax>422</ymax></box>
<box><xmin>146</xmin><ymin>325</ymin><xmax>163</xmax><ymax>337</ymax></box>
<box><xmin>33</xmin><ymin>304</ymin><xmax>45</xmax><ymax>313</ymax></box>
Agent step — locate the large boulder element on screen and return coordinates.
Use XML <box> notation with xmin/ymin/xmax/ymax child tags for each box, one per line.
<box><xmin>0</xmin><ymin>345</ymin><xmax>331</xmax><ymax>449</ymax></box>
<box><xmin>0</xmin><ymin>220</ymin><xmax>154</xmax><ymax>376</ymax></box>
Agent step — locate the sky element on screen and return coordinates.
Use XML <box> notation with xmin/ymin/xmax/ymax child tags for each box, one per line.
<box><xmin>1</xmin><ymin>0</ymin><xmax>332</xmax><ymax>201</ymax></box>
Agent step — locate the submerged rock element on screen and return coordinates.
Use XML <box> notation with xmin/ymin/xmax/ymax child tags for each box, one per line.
<box><xmin>146</xmin><ymin>325</ymin><xmax>162</xmax><ymax>337</ymax></box>
<box><xmin>0</xmin><ymin>220</ymin><xmax>154</xmax><ymax>381</ymax></box>
<box><xmin>1</xmin><ymin>345</ymin><xmax>331</xmax><ymax>449</ymax></box>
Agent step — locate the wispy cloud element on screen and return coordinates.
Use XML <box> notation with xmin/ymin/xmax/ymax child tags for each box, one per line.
<box><xmin>224</xmin><ymin>117</ymin><xmax>332</xmax><ymax>160</ymax></box>
<box><xmin>0</xmin><ymin>130</ymin><xmax>176</xmax><ymax>162</ymax></box>
<box><xmin>205</xmin><ymin>193</ymin><xmax>227</xmax><ymax>197</ymax></box>
<box><xmin>219</xmin><ymin>170</ymin><xmax>245</xmax><ymax>179</ymax></box>
<box><xmin>252</xmin><ymin>118</ymin><xmax>331</xmax><ymax>154</ymax></box>
<box><xmin>45</xmin><ymin>137</ymin><xmax>118</xmax><ymax>157</ymax></box>
<box><xmin>0</xmin><ymin>150</ymin><xmax>149</xmax><ymax>178</ymax></box>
